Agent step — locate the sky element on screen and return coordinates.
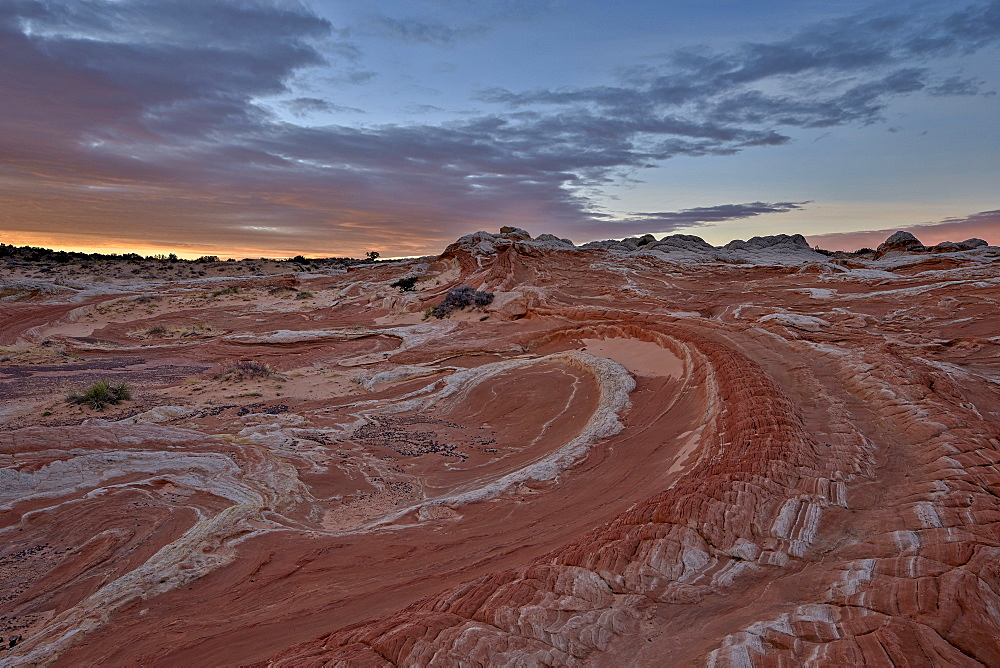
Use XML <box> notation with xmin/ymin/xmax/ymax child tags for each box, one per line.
<box><xmin>0</xmin><ymin>0</ymin><xmax>998</xmax><ymax>258</ymax></box>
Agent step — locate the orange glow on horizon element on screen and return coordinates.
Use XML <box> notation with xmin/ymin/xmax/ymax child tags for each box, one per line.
<box><xmin>0</xmin><ymin>230</ymin><xmax>437</xmax><ymax>261</ymax></box>
<box><xmin>4</xmin><ymin>211</ymin><xmax>996</xmax><ymax>260</ymax></box>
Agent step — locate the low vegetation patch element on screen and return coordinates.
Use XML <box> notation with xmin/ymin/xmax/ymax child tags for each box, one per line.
<box><xmin>391</xmin><ymin>276</ymin><xmax>420</xmax><ymax>292</ymax></box>
<box><xmin>134</xmin><ymin>323</ymin><xmax>211</xmax><ymax>339</ymax></box>
<box><xmin>429</xmin><ymin>285</ymin><xmax>494</xmax><ymax>318</ymax></box>
<box><xmin>66</xmin><ymin>379</ymin><xmax>131</xmax><ymax>410</ymax></box>
<box><xmin>814</xmin><ymin>246</ymin><xmax>877</xmax><ymax>259</ymax></box>
<box><xmin>215</xmin><ymin>360</ymin><xmax>282</xmax><ymax>381</ymax></box>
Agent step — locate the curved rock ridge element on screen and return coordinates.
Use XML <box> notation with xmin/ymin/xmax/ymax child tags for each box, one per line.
<box><xmin>345</xmin><ymin>351</ymin><xmax>635</xmax><ymax>525</ymax></box>
<box><xmin>271</xmin><ymin>320</ymin><xmax>875</xmax><ymax>666</ymax></box>
<box><xmin>3</xmin><ymin>423</ymin><xmax>308</xmax><ymax>664</ymax></box>
<box><xmin>1</xmin><ymin>226</ymin><xmax>998</xmax><ymax>665</ymax></box>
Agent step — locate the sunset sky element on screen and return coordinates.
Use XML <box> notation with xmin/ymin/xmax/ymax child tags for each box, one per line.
<box><xmin>1</xmin><ymin>0</ymin><xmax>998</xmax><ymax>258</ymax></box>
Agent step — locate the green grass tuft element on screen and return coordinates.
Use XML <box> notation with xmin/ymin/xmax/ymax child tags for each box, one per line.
<box><xmin>66</xmin><ymin>379</ymin><xmax>132</xmax><ymax>410</ymax></box>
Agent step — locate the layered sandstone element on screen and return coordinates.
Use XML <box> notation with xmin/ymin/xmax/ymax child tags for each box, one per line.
<box><xmin>1</xmin><ymin>228</ymin><xmax>998</xmax><ymax>666</ymax></box>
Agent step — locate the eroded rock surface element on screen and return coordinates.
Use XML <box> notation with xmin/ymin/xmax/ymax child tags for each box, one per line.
<box><xmin>1</xmin><ymin>230</ymin><xmax>998</xmax><ymax>666</ymax></box>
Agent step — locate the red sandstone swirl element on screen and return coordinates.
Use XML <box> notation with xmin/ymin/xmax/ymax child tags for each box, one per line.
<box><xmin>267</xmin><ymin>238</ymin><xmax>999</xmax><ymax>666</ymax></box>
<box><xmin>3</xmin><ymin>229</ymin><xmax>998</xmax><ymax>665</ymax></box>
<box><xmin>269</xmin><ymin>320</ymin><xmax>875</xmax><ymax>666</ymax></box>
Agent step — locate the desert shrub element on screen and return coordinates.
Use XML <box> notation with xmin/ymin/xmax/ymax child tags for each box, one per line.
<box><xmin>140</xmin><ymin>323</ymin><xmax>210</xmax><ymax>339</ymax></box>
<box><xmin>295</xmin><ymin>290</ymin><xmax>313</xmax><ymax>299</ymax></box>
<box><xmin>181</xmin><ymin>323</ymin><xmax>211</xmax><ymax>337</ymax></box>
<box><xmin>855</xmin><ymin>247</ymin><xmax>875</xmax><ymax>254</ymax></box>
<box><xmin>67</xmin><ymin>379</ymin><xmax>131</xmax><ymax>410</ymax></box>
<box><xmin>211</xmin><ymin>286</ymin><xmax>240</xmax><ymax>297</ymax></box>
<box><xmin>431</xmin><ymin>285</ymin><xmax>494</xmax><ymax>318</ymax></box>
<box><xmin>391</xmin><ymin>276</ymin><xmax>419</xmax><ymax>292</ymax></box>
<box><xmin>215</xmin><ymin>360</ymin><xmax>281</xmax><ymax>381</ymax></box>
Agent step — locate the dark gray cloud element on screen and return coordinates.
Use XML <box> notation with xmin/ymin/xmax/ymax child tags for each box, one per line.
<box><xmin>1</xmin><ymin>0</ymin><xmax>998</xmax><ymax>257</ymax></box>
<box><xmin>580</xmin><ymin>202</ymin><xmax>811</xmax><ymax>237</ymax></box>
<box><xmin>479</xmin><ymin>1</ymin><xmax>1000</xmax><ymax>137</ymax></box>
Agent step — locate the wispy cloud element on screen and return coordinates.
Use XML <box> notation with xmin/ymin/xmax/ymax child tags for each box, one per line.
<box><xmin>282</xmin><ymin>98</ymin><xmax>365</xmax><ymax>117</ymax></box>
<box><xmin>926</xmin><ymin>74</ymin><xmax>988</xmax><ymax>96</ymax></box>
<box><xmin>363</xmin><ymin>15</ymin><xmax>487</xmax><ymax>45</ymax></box>
<box><xmin>361</xmin><ymin>0</ymin><xmax>564</xmax><ymax>45</ymax></box>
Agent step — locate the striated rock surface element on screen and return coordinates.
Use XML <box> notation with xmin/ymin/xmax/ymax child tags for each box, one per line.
<box><xmin>1</xmin><ymin>229</ymin><xmax>998</xmax><ymax>666</ymax></box>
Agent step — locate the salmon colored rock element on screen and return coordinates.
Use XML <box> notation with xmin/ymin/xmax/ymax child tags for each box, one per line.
<box><xmin>1</xmin><ymin>228</ymin><xmax>998</xmax><ymax>666</ymax></box>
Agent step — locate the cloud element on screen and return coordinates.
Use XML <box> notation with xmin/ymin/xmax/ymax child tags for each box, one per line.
<box><xmin>405</xmin><ymin>103</ymin><xmax>447</xmax><ymax>115</ymax></box>
<box><xmin>575</xmin><ymin>201</ymin><xmax>811</xmax><ymax>238</ymax></box>
<box><xmin>0</xmin><ymin>0</ymin><xmax>336</xmax><ymax>142</ymax></box>
<box><xmin>480</xmin><ymin>1</ymin><xmax>1000</xmax><ymax>134</ymax></box>
<box><xmin>362</xmin><ymin>1</ymin><xmax>564</xmax><ymax>45</ymax></box>
<box><xmin>283</xmin><ymin>97</ymin><xmax>365</xmax><ymax>116</ymax></box>
<box><xmin>927</xmin><ymin>75</ymin><xmax>987</xmax><ymax>96</ymax></box>
<box><xmin>807</xmin><ymin>209</ymin><xmax>1000</xmax><ymax>250</ymax></box>
<box><xmin>0</xmin><ymin>0</ymin><xmax>998</xmax><ymax>257</ymax></box>
<box><xmin>323</xmin><ymin>69</ymin><xmax>378</xmax><ymax>85</ymax></box>
<box><xmin>364</xmin><ymin>15</ymin><xmax>486</xmax><ymax>45</ymax></box>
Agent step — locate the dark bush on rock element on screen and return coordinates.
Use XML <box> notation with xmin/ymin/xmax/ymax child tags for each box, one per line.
<box><xmin>391</xmin><ymin>276</ymin><xmax>419</xmax><ymax>292</ymax></box>
<box><xmin>431</xmin><ymin>285</ymin><xmax>494</xmax><ymax>318</ymax></box>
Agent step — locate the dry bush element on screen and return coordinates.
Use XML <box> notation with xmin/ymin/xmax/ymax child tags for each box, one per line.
<box><xmin>431</xmin><ymin>285</ymin><xmax>494</xmax><ymax>318</ymax></box>
<box><xmin>215</xmin><ymin>360</ymin><xmax>282</xmax><ymax>381</ymax></box>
